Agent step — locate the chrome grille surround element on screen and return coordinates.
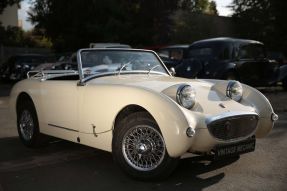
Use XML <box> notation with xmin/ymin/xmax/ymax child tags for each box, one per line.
<box><xmin>206</xmin><ymin>112</ymin><xmax>259</xmax><ymax>141</ymax></box>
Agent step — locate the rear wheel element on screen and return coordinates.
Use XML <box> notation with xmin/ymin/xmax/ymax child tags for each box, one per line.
<box><xmin>17</xmin><ymin>98</ymin><xmax>45</xmax><ymax>147</ymax></box>
<box><xmin>112</xmin><ymin>112</ymin><xmax>178</xmax><ymax>180</ymax></box>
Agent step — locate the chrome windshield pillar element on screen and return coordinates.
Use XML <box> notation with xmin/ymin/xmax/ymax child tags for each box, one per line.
<box><xmin>77</xmin><ymin>49</ymin><xmax>85</xmax><ymax>86</ymax></box>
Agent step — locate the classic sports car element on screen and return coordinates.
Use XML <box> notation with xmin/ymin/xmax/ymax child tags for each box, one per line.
<box><xmin>9</xmin><ymin>48</ymin><xmax>278</xmax><ymax>180</ymax></box>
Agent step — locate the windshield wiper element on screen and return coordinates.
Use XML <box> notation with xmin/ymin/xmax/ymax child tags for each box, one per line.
<box><xmin>147</xmin><ymin>65</ymin><xmax>160</xmax><ymax>75</ymax></box>
<box><xmin>117</xmin><ymin>61</ymin><xmax>131</xmax><ymax>76</ymax></box>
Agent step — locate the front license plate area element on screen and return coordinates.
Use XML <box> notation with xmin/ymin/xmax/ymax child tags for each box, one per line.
<box><xmin>214</xmin><ymin>138</ymin><xmax>256</xmax><ymax>159</ymax></box>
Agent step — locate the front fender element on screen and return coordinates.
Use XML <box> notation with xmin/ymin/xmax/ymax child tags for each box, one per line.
<box><xmin>81</xmin><ymin>84</ymin><xmax>192</xmax><ymax>157</ymax></box>
<box><xmin>241</xmin><ymin>84</ymin><xmax>275</xmax><ymax>137</ymax></box>
<box><xmin>210</xmin><ymin>80</ymin><xmax>275</xmax><ymax>138</ymax></box>
<box><xmin>131</xmin><ymin>92</ymin><xmax>193</xmax><ymax>158</ymax></box>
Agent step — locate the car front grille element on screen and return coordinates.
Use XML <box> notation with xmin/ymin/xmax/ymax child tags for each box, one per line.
<box><xmin>207</xmin><ymin>114</ymin><xmax>258</xmax><ymax>141</ymax></box>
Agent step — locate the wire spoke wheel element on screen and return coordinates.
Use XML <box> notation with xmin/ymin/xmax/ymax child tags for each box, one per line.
<box><xmin>122</xmin><ymin>125</ymin><xmax>165</xmax><ymax>171</ymax></box>
<box><xmin>113</xmin><ymin>112</ymin><xmax>178</xmax><ymax>179</ymax></box>
<box><xmin>19</xmin><ymin>110</ymin><xmax>34</xmax><ymax>141</ymax></box>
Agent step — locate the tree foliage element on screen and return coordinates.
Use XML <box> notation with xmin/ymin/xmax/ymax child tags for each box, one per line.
<box><xmin>231</xmin><ymin>0</ymin><xmax>287</xmax><ymax>54</ymax></box>
<box><xmin>180</xmin><ymin>0</ymin><xmax>218</xmax><ymax>15</ymax></box>
<box><xmin>208</xmin><ymin>1</ymin><xmax>218</xmax><ymax>15</ymax></box>
<box><xmin>0</xmin><ymin>25</ymin><xmax>52</xmax><ymax>48</ymax></box>
<box><xmin>29</xmin><ymin>0</ymin><xmax>218</xmax><ymax>51</ymax></box>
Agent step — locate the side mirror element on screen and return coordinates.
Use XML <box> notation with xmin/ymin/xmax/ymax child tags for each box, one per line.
<box><xmin>169</xmin><ymin>67</ymin><xmax>176</xmax><ymax>76</ymax></box>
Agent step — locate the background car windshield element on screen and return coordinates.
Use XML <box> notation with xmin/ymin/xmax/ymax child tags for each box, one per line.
<box><xmin>80</xmin><ymin>50</ymin><xmax>167</xmax><ymax>75</ymax></box>
<box><xmin>189</xmin><ymin>44</ymin><xmax>231</xmax><ymax>61</ymax></box>
<box><xmin>239</xmin><ymin>44</ymin><xmax>266</xmax><ymax>59</ymax></box>
<box><xmin>189</xmin><ymin>48</ymin><xmax>213</xmax><ymax>58</ymax></box>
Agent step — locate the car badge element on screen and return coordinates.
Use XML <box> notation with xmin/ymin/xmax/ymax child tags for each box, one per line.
<box><xmin>224</xmin><ymin>121</ymin><xmax>232</xmax><ymax>132</ymax></box>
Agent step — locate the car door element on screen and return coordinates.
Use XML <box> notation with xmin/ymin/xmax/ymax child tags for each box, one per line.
<box><xmin>39</xmin><ymin>80</ymin><xmax>80</xmax><ymax>141</ymax></box>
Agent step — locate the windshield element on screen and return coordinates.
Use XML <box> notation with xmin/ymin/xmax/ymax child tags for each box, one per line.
<box><xmin>239</xmin><ymin>44</ymin><xmax>266</xmax><ymax>59</ymax></box>
<box><xmin>80</xmin><ymin>50</ymin><xmax>168</xmax><ymax>77</ymax></box>
<box><xmin>188</xmin><ymin>43</ymin><xmax>232</xmax><ymax>61</ymax></box>
<box><xmin>189</xmin><ymin>47</ymin><xmax>214</xmax><ymax>59</ymax></box>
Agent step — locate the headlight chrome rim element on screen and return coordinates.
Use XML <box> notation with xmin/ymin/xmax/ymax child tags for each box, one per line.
<box><xmin>226</xmin><ymin>80</ymin><xmax>243</xmax><ymax>102</ymax></box>
<box><xmin>176</xmin><ymin>84</ymin><xmax>196</xmax><ymax>109</ymax></box>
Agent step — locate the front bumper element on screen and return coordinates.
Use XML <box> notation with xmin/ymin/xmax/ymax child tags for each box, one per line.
<box><xmin>212</xmin><ymin>136</ymin><xmax>256</xmax><ymax>159</ymax></box>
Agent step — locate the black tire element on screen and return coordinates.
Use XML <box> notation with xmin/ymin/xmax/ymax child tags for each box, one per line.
<box><xmin>112</xmin><ymin>111</ymin><xmax>179</xmax><ymax>180</ymax></box>
<box><xmin>17</xmin><ymin>98</ymin><xmax>45</xmax><ymax>147</ymax></box>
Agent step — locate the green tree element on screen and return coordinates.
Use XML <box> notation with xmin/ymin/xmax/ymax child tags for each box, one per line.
<box><xmin>170</xmin><ymin>0</ymin><xmax>220</xmax><ymax>43</ymax></box>
<box><xmin>179</xmin><ymin>0</ymin><xmax>218</xmax><ymax>15</ymax></box>
<box><xmin>0</xmin><ymin>25</ymin><xmax>51</xmax><ymax>48</ymax></box>
<box><xmin>231</xmin><ymin>0</ymin><xmax>287</xmax><ymax>54</ymax></box>
<box><xmin>29</xmin><ymin>0</ymin><xmax>218</xmax><ymax>51</ymax></box>
<box><xmin>29</xmin><ymin>0</ymin><xmax>184</xmax><ymax>50</ymax></box>
<box><xmin>29</xmin><ymin>0</ymin><xmax>132</xmax><ymax>51</ymax></box>
<box><xmin>121</xmin><ymin>0</ymin><xmax>180</xmax><ymax>46</ymax></box>
<box><xmin>208</xmin><ymin>1</ymin><xmax>218</xmax><ymax>15</ymax></box>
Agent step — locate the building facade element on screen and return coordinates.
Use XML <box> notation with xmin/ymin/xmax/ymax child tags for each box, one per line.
<box><xmin>0</xmin><ymin>4</ymin><xmax>19</xmax><ymax>27</ymax></box>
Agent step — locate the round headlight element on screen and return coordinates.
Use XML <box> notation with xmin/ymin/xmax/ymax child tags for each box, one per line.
<box><xmin>176</xmin><ymin>85</ymin><xmax>196</xmax><ymax>109</ymax></box>
<box><xmin>226</xmin><ymin>80</ymin><xmax>243</xmax><ymax>102</ymax></box>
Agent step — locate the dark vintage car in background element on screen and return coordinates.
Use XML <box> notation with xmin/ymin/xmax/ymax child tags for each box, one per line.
<box><xmin>157</xmin><ymin>45</ymin><xmax>189</xmax><ymax>69</ymax></box>
<box><xmin>268</xmin><ymin>51</ymin><xmax>287</xmax><ymax>66</ymax></box>
<box><xmin>159</xmin><ymin>38</ymin><xmax>287</xmax><ymax>89</ymax></box>
<box><xmin>89</xmin><ymin>43</ymin><xmax>131</xmax><ymax>48</ymax></box>
<box><xmin>0</xmin><ymin>54</ymin><xmax>48</xmax><ymax>81</ymax></box>
<box><xmin>34</xmin><ymin>53</ymin><xmax>78</xmax><ymax>71</ymax></box>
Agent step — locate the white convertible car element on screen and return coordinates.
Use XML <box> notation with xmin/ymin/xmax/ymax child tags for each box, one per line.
<box><xmin>9</xmin><ymin>48</ymin><xmax>278</xmax><ymax>180</ymax></box>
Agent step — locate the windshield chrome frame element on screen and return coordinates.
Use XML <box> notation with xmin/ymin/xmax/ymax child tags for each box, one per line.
<box><xmin>77</xmin><ymin>48</ymin><xmax>171</xmax><ymax>85</ymax></box>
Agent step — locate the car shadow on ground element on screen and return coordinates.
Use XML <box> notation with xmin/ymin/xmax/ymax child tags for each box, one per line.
<box><xmin>0</xmin><ymin>137</ymin><xmax>239</xmax><ymax>191</ymax></box>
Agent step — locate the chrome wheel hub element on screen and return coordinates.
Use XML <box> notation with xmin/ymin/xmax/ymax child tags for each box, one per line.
<box><xmin>122</xmin><ymin>125</ymin><xmax>165</xmax><ymax>171</ymax></box>
<box><xmin>137</xmin><ymin>143</ymin><xmax>148</xmax><ymax>153</ymax></box>
<box><xmin>19</xmin><ymin>110</ymin><xmax>34</xmax><ymax>141</ymax></box>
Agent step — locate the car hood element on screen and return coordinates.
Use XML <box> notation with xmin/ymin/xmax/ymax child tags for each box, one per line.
<box><xmin>87</xmin><ymin>74</ymin><xmax>213</xmax><ymax>93</ymax></box>
<box><xmin>87</xmin><ymin>74</ymin><xmax>255</xmax><ymax>115</ymax></box>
